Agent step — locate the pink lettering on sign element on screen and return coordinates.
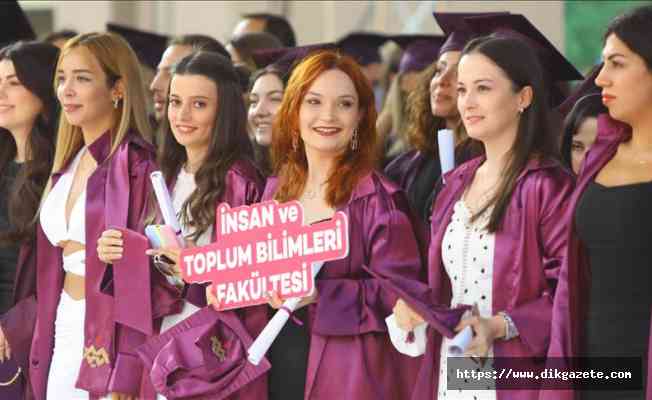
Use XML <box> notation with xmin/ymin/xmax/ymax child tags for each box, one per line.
<box><xmin>180</xmin><ymin>200</ymin><xmax>349</xmax><ymax>310</ymax></box>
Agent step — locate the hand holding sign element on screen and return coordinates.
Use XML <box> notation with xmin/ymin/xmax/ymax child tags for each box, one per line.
<box><xmin>180</xmin><ymin>200</ymin><xmax>349</xmax><ymax>311</ymax></box>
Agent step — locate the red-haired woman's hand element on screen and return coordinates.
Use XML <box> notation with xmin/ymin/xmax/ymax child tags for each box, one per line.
<box><xmin>393</xmin><ymin>298</ymin><xmax>425</xmax><ymax>332</ymax></box>
<box><xmin>0</xmin><ymin>325</ymin><xmax>11</xmax><ymax>362</ymax></box>
<box><xmin>266</xmin><ymin>290</ymin><xmax>318</xmax><ymax>310</ymax></box>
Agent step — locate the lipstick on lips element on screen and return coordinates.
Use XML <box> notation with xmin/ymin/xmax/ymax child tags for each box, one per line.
<box><xmin>62</xmin><ymin>104</ymin><xmax>81</xmax><ymax>113</ymax></box>
<box><xmin>313</xmin><ymin>127</ymin><xmax>341</xmax><ymax>137</ymax></box>
<box><xmin>601</xmin><ymin>93</ymin><xmax>616</xmax><ymax>105</ymax></box>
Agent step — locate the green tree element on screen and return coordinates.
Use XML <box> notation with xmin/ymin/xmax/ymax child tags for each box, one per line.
<box><xmin>565</xmin><ymin>0</ymin><xmax>652</xmax><ymax>74</ymax></box>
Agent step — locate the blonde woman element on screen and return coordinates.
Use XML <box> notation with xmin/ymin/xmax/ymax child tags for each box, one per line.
<box><xmin>30</xmin><ymin>32</ymin><xmax>158</xmax><ymax>399</ymax></box>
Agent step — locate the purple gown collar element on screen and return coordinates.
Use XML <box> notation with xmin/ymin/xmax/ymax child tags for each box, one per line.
<box><xmin>52</xmin><ymin>129</ymin><xmax>153</xmax><ymax>179</ymax></box>
<box><xmin>446</xmin><ymin>154</ymin><xmax>560</xmax><ymax>185</ymax></box>
<box><xmin>264</xmin><ymin>169</ymin><xmax>398</xmax><ymax>207</ymax></box>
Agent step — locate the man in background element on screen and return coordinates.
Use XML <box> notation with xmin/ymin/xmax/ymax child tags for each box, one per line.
<box><xmin>232</xmin><ymin>13</ymin><xmax>296</xmax><ymax>47</ymax></box>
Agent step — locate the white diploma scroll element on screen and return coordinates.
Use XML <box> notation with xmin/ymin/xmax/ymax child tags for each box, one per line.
<box><xmin>385</xmin><ymin>314</ymin><xmax>428</xmax><ymax>357</ymax></box>
<box><xmin>150</xmin><ymin>171</ymin><xmax>184</xmax><ymax>246</ymax></box>
<box><xmin>447</xmin><ymin>325</ymin><xmax>473</xmax><ymax>357</ymax></box>
<box><xmin>247</xmin><ymin>261</ymin><xmax>325</xmax><ymax>365</ymax></box>
<box><xmin>437</xmin><ymin>129</ymin><xmax>456</xmax><ymax>182</ymax></box>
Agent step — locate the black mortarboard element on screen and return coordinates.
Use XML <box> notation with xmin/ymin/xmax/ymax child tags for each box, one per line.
<box><xmin>390</xmin><ymin>34</ymin><xmax>446</xmax><ymax>74</ymax></box>
<box><xmin>337</xmin><ymin>32</ymin><xmax>389</xmax><ymax>66</ymax></box>
<box><xmin>462</xmin><ymin>13</ymin><xmax>582</xmax><ymax>83</ymax></box>
<box><xmin>557</xmin><ymin>64</ymin><xmax>603</xmax><ymax>117</ymax></box>
<box><xmin>251</xmin><ymin>42</ymin><xmax>337</xmax><ymax>78</ymax></box>
<box><xmin>107</xmin><ymin>23</ymin><xmax>169</xmax><ymax>70</ymax></box>
<box><xmin>433</xmin><ymin>12</ymin><xmax>510</xmax><ymax>56</ymax></box>
<box><xmin>0</xmin><ymin>1</ymin><xmax>36</xmax><ymax>48</ymax></box>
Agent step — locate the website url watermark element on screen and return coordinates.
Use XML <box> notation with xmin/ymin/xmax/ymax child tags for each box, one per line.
<box><xmin>447</xmin><ymin>357</ymin><xmax>643</xmax><ymax>390</ymax></box>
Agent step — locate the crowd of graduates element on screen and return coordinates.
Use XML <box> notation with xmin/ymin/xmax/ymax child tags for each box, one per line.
<box><xmin>1</xmin><ymin>1</ymin><xmax>651</xmax><ymax>399</ymax></box>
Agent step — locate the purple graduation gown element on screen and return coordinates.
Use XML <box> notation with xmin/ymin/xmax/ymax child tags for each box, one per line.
<box><xmin>545</xmin><ymin>114</ymin><xmax>652</xmax><ymax>400</ymax></box>
<box><xmin>29</xmin><ymin>131</ymin><xmax>165</xmax><ymax>399</ymax></box>
<box><xmin>147</xmin><ymin>158</ymin><xmax>270</xmax><ymax>400</ymax></box>
<box><xmin>385</xmin><ymin>150</ymin><xmax>430</xmax><ymax>192</ymax></box>
<box><xmin>262</xmin><ymin>171</ymin><xmax>464</xmax><ymax>400</ymax></box>
<box><xmin>211</xmin><ymin>160</ymin><xmax>270</xmax><ymax>400</ymax></box>
<box><xmin>413</xmin><ymin>156</ymin><xmax>575</xmax><ymax>400</ymax></box>
<box><xmin>0</xmin><ymin>239</ymin><xmax>37</xmax><ymax>399</ymax></box>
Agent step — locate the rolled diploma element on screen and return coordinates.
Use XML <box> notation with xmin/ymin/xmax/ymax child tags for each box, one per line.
<box><xmin>437</xmin><ymin>129</ymin><xmax>456</xmax><ymax>182</ymax></box>
<box><xmin>447</xmin><ymin>325</ymin><xmax>473</xmax><ymax>356</ymax></box>
<box><xmin>247</xmin><ymin>261</ymin><xmax>325</xmax><ymax>365</ymax></box>
<box><xmin>150</xmin><ymin>171</ymin><xmax>184</xmax><ymax>246</ymax></box>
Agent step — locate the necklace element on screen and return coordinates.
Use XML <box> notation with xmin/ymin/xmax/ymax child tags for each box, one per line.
<box><xmin>303</xmin><ymin>182</ymin><xmax>325</xmax><ymax>200</ymax></box>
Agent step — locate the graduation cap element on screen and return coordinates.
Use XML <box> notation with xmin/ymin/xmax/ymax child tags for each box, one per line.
<box><xmin>0</xmin><ymin>0</ymin><xmax>36</xmax><ymax>48</ymax></box>
<box><xmin>433</xmin><ymin>12</ymin><xmax>510</xmax><ymax>56</ymax></box>
<box><xmin>557</xmin><ymin>64</ymin><xmax>603</xmax><ymax>118</ymax></box>
<box><xmin>137</xmin><ymin>307</ymin><xmax>270</xmax><ymax>400</ymax></box>
<box><xmin>391</xmin><ymin>34</ymin><xmax>446</xmax><ymax>74</ymax></box>
<box><xmin>251</xmin><ymin>42</ymin><xmax>337</xmax><ymax>79</ymax></box>
<box><xmin>337</xmin><ymin>32</ymin><xmax>389</xmax><ymax>66</ymax></box>
<box><xmin>107</xmin><ymin>23</ymin><xmax>169</xmax><ymax>70</ymax></box>
<box><xmin>462</xmin><ymin>13</ymin><xmax>582</xmax><ymax>82</ymax></box>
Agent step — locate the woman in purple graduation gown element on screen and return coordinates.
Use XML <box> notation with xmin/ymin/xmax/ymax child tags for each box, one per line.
<box><xmin>0</xmin><ymin>40</ymin><xmax>59</xmax><ymax>399</ymax></box>
<box><xmin>30</xmin><ymin>32</ymin><xmax>158</xmax><ymax>399</ymax></box>
<box><xmin>385</xmin><ymin>12</ymin><xmax>498</xmax><ymax>222</ymax></box>
<box><xmin>546</xmin><ymin>6</ymin><xmax>652</xmax><ymax>400</ymax></box>
<box><xmin>259</xmin><ymin>49</ymin><xmax>436</xmax><ymax>400</ymax></box>
<box><xmin>394</xmin><ymin>35</ymin><xmax>575</xmax><ymax>400</ymax></box>
<box><xmin>248</xmin><ymin>65</ymin><xmax>286</xmax><ymax>177</ymax></box>
<box><xmin>137</xmin><ymin>51</ymin><xmax>267</xmax><ymax>399</ymax></box>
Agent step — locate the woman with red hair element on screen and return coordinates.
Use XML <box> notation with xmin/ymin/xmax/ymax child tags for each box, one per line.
<box><xmin>261</xmin><ymin>50</ymin><xmax>460</xmax><ymax>400</ymax></box>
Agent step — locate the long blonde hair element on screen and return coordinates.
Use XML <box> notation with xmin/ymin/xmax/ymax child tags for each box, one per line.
<box><xmin>50</xmin><ymin>32</ymin><xmax>152</xmax><ymax>175</ymax></box>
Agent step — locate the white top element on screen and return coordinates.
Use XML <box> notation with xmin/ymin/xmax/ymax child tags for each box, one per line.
<box><xmin>41</xmin><ymin>148</ymin><xmax>87</xmax><ymax>247</ymax></box>
<box><xmin>437</xmin><ymin>200</ymin><xmax>497</xmax><ymax>400</ymax></box>
<box><xmin>40</xmin><ymin>148</ymin><xmax>87</xmax><ymax>276</ymax></box>
<box><xmin>172</xmin><ymin>167</ymin><xmax>212</xmax><ymax>247</ymax></box>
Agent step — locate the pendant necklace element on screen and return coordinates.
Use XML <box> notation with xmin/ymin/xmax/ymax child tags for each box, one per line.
<box><xmin>303</xmin><ymin>182</ymin><xmax>325</xmax><ymax>200</ymax></box>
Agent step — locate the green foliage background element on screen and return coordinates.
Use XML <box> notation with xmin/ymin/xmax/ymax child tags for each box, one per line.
<box><xmin>565</xmin><ymin>0</ymin><xmax>652</xmax><ymax>75</ymax></box>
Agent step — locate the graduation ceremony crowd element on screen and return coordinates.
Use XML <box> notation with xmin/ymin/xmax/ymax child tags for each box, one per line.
<box><xmin>1</xmin><ymin>0</ymin><xmax>651</xmax><ymax>399</ymax></box>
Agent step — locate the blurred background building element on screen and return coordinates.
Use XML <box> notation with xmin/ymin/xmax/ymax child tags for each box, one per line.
<box><xmin>17</xmin><ymin>0</ymin><xmax>652</xmax><ymax>74</ymax></box>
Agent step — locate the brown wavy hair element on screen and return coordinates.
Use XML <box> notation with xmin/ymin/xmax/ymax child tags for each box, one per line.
<box><xmin>405</xmin><ymin>61</ymin><xmax>466</xmax><ymax>154</ymax></box>
<box><xmin>158</xmin><ymin>52</ymin><xmax>253</xmax><ymax>242</ymax></box>
<box><xmin>271</xmin><ymin>50</ymin><xmax>379</xmax><ymax>207</ymax></box>
<box><xmin>463</xmin><ymin>36</ymin><xmax>559</xmax><ymax>232</ymax></box>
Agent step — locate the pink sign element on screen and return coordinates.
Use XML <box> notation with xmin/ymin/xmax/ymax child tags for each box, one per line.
<box><xmin>180</xmin><ymin>200</ymin><xmax>349</xmax><ymax>310</ymax></box>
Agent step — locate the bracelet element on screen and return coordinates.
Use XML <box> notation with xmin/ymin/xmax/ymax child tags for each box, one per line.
<box><xmin>0</xmin><ymin>366</ymin><xmax>21</xmax><ymax>386</ymax></box>
<box><xmin>498</xmin><ymin>312</ymin><xmax>519</xmax><ymax>341</ymax></box>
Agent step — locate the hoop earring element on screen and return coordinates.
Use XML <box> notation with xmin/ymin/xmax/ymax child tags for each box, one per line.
<box><xmin>351</xmin><ymin>128</ymin><xmax>359</xmax><ymax>151</ymax></box>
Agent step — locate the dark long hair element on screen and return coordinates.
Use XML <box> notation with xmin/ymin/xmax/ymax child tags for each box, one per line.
<box><xmin>462</xmin><ymin>36</ymin><xmax>559</xmax><ymax>232</ymax></box>
<box><xmin>605</xmin><ymin>5</ymin><xmax>652</xmax><ymax>70</ymax></box>
<box><xmin>560</xmin><ymin>94</ymin><xmax>606</xmax><ymax>170</ymax></box>
<box><xmin>249</xmin><ymin>66</ymin><xmax>286</xmax><ymax>176</ymax></box>
<box><xmin>158</xmin><ymin>51</ymin><xmax>253</xmax><ymax>241</ymax></box>
<box><xmin>0</xmin><ymin>41</ymin><xmax>59</xmax><ymax>246</ymax></box>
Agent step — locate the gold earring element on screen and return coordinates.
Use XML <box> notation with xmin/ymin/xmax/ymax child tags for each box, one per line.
<box><xmin>351</xmin><ymin>128</ymin><xmax>359</xmax><ymax>151</ymax></box>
